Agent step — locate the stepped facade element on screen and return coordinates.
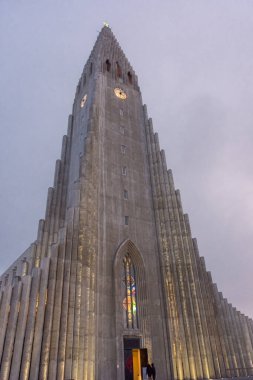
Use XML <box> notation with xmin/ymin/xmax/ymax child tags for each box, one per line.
<box><xmin>0</xmin><ymin>26</ymin><xmax>253</xmax><ymax>380</ymax></box>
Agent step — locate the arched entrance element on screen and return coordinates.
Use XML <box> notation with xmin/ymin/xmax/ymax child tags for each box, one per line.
<box><xmin>114</xmin><ymin>239</ymin><xmax>152</xmax><ymax>380</ymax></box>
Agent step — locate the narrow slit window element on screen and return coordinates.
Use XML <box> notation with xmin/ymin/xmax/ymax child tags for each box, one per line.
<box><xmin>124</xmin><ymin>190</ymin><xmax>128</xmax><ymax>200</ymax></box>
<box><xmin>116</xmin><ymin>61</ymin><xmax>122</xmax><ymax>78</ymax></box>
<box><xmin>127</xmin><ymin>71</ymin><xmax>133</xmax><ymax>84</ymax></box>
<box><xmin>125</xmin><ymin>216</ymin><xmax>129</xmax><ymax>225</ymax></box>
<box><xmin>120</xmin><ymin>126</ymin><xmax>125</xmax><ymax>135</ymax></box>
<box><xmin>121</xmin><ymin>145</ymin><xmax>126</xmax><ymax>154</ymax></box>
<box><xmin>89</xmin><ymin>62</ymin><xmax>93</xmax><ymax>75</ymax></box>
<box><xmin>122</xmin><ymin>167</ymin><xmax>127</xmax><ymax>176</ymax></box>
<box><xmin>22</xmin><ymin>260</ymin><xmax>28</xmax><ymax>276</ymax></box>
<box><xmin>105</xmin><ymin>59</ymin><xmax>111</xmax><ymax>72</ymax></box>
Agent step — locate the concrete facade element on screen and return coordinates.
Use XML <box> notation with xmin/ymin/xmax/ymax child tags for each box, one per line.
<box><xmin>0</xmin><ymin>26</ymin><xmax>253</xmax><ymax>380</ymax></box>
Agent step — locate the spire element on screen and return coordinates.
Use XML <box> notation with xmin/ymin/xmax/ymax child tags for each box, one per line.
<box><xmin>91</xmin><ymin>24</ymin><xmax>138</xmax><ymax>82</ymax></box>
<box><xmin>74</xmin><ymin>25</ymin><xmax>139</xmax><ymax>100</ymax></box>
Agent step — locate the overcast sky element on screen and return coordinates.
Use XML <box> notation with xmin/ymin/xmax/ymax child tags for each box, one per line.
<box><xmin>0</xmin><ymin>0</ymin><xmax>253</xmax><ymax>318</ymax></box>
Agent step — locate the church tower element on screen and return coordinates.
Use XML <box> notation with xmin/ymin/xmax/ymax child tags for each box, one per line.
<box><xmin>0</xmin><ymin>26</ymin><xmax>253</xmax><ymax>380</ymax></box>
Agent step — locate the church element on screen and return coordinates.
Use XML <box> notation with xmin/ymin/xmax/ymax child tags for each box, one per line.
<box><xmin>0</xmin><ymin>25</ymin><xmax>253</xmax><ymax>380</ymax></box>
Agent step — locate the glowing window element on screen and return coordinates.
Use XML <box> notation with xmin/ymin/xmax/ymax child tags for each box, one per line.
<box><xmin>122</xmin><ymin>254</ymin><xmax>138</xmax><ymax>329</ymax></box>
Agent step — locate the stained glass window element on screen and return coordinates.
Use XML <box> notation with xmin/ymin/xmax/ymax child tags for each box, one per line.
<box><xmin>122</xmin><ymin>254</ymin><xmax>138</xmax><ymax>329</ymax></box>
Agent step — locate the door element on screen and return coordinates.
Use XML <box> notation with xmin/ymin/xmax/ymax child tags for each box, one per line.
<box><xmin>124</xmin><ymin>337</ymin><xmax>141</xmax><ymax>380</ymax></box>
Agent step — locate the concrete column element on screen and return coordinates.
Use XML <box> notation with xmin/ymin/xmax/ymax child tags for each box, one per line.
<box><xmin>0</xmin><ymin>281</ymin><xmax>22</xmax><ymax>380</ymax></box>
<box><xmin>223</xmin><ymin>299</ymin><xmax>239</xmax><ymax>377</ymax></box>
<box><xmin>39</xmin><ymin>246</ymin><xmax>58</xmax><ymax>380</ymax></box>
<box><xmin>9</xmin><ymin>276</ymin><xmax>32</xmax><ymax>380</ymax></box>
<box><xmin>64</xmin><ymin>208</ymin><xmax>80</xmax><ymax>379</ymax></box>
<box><xmin>218</xmin><ymin>293</ymin><xmax>234</xmax><ymax>378</ymax></box>
<box><xmin>175</xmin><ymin>190</ymin><xmax>205</xmax><ymax>379</ymax></box>
<box><xmin>145</xmin><ymin>118</ymin><xmax>173</xmax><ymax>380</ymax></box>
<box><xmin>56</xmin><ymin>220</ymin><xmax>74</xmax><ymax>380</ymax></box>
<box><xmin>192</xmin><ymin>239</ymin><xmax>216</xmax><ymax>378</ymax></box>
<box><xmin>152</xmin><ymin>129</ymin><xmax>191</xmax><ymax>379</ymax></box>
<box><xmin>19</xmin><ymin>268</ymin><xmax>41</xmax><ymax>380</ymax></box>
<box><xmin>148</xmin><ymin>123</ymin><xmax>184</xmax><ymax>379</ymax></box>
<box><xmin>228</xmin><ymin>304</ymin><xmax>246</xmax><ymax>376</ymax></box>
<box><xmin>29</xmin><ymin>257</ymin><xmax>50</xmax><ymax>380</ymax></box>
<box><xmin>199</xmin><ymin>262</ymin><xmax>220</xmax><ymax>378</ymax></box>
<box><xmin>48</xmin><ymin>238</ymin><xmax>66</xmax><ymax>379</ymax></box>
<box><xmin>240</xmin><ymin>313</ymin><xmax>253</xmax><ymax>375</ymax></box>
<box><xmin>205</xmin><ymin>273</ymin><xmax>222</xmax><ymax>378</ymax></box>
<box><xmin>183</xmin><ymin>216</ymin><xmax>214</xmax><ymax>379</ymax></box>
<box><xmin>211</xmin><ymin>284</ymin><xmax>226</xmax><ymax>377</ymax></box>
<box><xmin>0</xmin><ymin>285</ymin><xmax>12</xmax><ymax>362</ymax></box>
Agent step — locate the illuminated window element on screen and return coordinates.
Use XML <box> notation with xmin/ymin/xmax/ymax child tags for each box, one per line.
<box><xmin>122</xmin><ymin>254</ymin><xmax>138</xmax><ymax>329</ymax></box>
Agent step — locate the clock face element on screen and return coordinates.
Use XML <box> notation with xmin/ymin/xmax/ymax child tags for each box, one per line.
<box><xmin>80</xmin><ymin>94</ymin><xmax>87</xmax><ymax>108</ymax></box>
<box><xmin>114</xmin><ymin>88</ymin><xmax>127</xmax><ymax>100</ymax></box>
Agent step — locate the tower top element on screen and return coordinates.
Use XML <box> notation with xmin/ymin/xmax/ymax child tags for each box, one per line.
<box><xmin>74</xmin><ymin>25</ymin><xmax>139</xmax><ymax>103</ymax></box>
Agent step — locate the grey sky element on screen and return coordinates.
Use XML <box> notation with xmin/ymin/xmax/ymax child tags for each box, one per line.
<box><xmin>0</xmin><ymin>0</ymin><xmax>253</xmax><ymax>317</ymax></box>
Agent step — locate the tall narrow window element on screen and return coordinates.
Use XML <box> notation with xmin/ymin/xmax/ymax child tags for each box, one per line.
<box><xmin>124</xmin><ymin>190</ymin><xmax>128</xmax><ymax>200</ymax></box>
<box><xmin>127</xmin><ymin>71</ymin><xmax>133</xmax><ymax>84</ymax></box>
<box><xmin>124</xmin><ymin>216</ymin><xmax>129</xmax><ymax>225</ymax></box>
<box><xmin>89</xmin><ymin>62</ymin><xmax>93</xmax><ymax>75</ymax></box>
<box><xmin>22</xmin><ymin>260</ymin><xmax>28</xmax><ymax>276</ymax></box>
<box><xmin>116</xmin><ymin>61</ymin><xmax>122</xmax><ymax>78</ymax></box>
<box><xmin>122</xmin><ymin>166</ymin><xmax>127</xmax><ymax>176</ymax></box>
<box><xmin>122</xmin><ymin>254</ymin><xmax>138</xmax><ymax>329</ymax></box>
<box><xmin>120</xmin><ymin>126</ymin><xmax>125</xmax><ymax>135</ymax></box>
<box><xmin>105</xmin><ymin>59</ymin><xmax>111</xmax><ymax>72</ymax></box>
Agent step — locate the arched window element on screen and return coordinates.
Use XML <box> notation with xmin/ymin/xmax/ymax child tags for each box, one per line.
<box><xmin>105</xmin><ymin>59</ymin><xmax>111</xmax><ymax>72</ymax></box>
<box><xmin>122</xmin><ymin>254</ymin><xmax>138</xmax><ymax>329</ymax></box>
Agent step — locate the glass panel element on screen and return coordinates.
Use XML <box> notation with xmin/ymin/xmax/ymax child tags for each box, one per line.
<box><xmin>122</xmin><ymin>254</ymin><xmax>138</xmax><ymax>329</ymax></box>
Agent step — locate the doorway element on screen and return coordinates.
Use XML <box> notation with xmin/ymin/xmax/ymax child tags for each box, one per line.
<box><xmin>124</xmin><ymin>337</ymin><xmax>141</xmax><ymax>380</ymax></box>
